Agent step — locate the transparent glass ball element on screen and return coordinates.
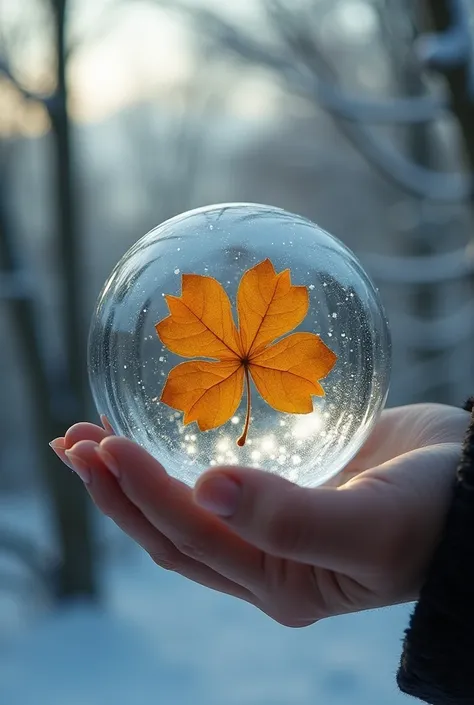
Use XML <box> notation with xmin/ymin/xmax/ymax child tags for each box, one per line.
<box><xmin>88</xmin><ymin>203</ymin><xmax>391</xmax><ymax>487</ymax></box>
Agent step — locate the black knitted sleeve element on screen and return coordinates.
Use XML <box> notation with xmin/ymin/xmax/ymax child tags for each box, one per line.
<box><xmin>397</xmin><ymin>397</ymin><xmax>474</xmax><ymax>705</ymax></box>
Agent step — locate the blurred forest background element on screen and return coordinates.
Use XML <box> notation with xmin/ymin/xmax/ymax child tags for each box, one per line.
<box><xmin>0</xmin><ymin>0</ymin><xmax>473</xmax><ymax>703</ymax></box>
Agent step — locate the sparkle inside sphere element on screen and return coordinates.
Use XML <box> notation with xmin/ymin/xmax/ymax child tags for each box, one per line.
<box><xmin>88</xmin><ymin>203</ymin><xmax>391</xmax><ymax>487</ymax></box>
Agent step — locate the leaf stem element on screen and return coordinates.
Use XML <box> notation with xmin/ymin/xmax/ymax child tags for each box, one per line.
<box><xmin>237</xmin><ymin>365</ymin><xmax>251</xmax><ymax>447</ymax></box>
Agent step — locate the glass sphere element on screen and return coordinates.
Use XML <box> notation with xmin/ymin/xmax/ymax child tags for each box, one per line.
<box><xmin>88</xmin><ymin>203</ymin><xmax>391</xmax><ymax>488</ymax></box>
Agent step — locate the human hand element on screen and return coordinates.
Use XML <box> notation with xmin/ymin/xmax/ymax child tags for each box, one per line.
<box><xmin>50</xmin><ymin>404</ymin><xmax>469</xmax><ymax>627</ymax></box>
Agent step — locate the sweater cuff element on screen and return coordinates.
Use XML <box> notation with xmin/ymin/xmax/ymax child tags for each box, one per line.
<box><xmin>397</xmin><ymin>397</ymin><xmax>474</xmax><ymax>705</ymax></box>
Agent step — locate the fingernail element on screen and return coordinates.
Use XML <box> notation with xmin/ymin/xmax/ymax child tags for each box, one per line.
<box><xmin>64</xmin><ymin>450</ymin><xmax>91</xmax><ymax>484</ymax></box>
<box><xmin>195</xmin><ymin>475</ymin><xmax>241</xmax><ymax>517</ymax></box>
<box><xmin>95</xmin><ymin>447</ymin><xmax>120</xmax><ymax>479</ymax></box>
<box><xmin>100</xmin><ymin>415</ymin><xmax>115</xmax><ymax>435</ymax></box>
<box><xmin>49</xmin><ymin>438</ymin><xmax>74</xmax><ymax>469</ymax></box>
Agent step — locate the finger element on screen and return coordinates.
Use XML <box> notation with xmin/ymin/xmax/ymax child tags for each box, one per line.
<box><xmin>49</xmin><ymin>437</ymin><xmax>74</xmax><ymax>470</ymax></box>
<box><xmin>67</xmin><ymin>440</ymin><xmax>254</xmax><ymax>603</ymax></box>
<box><xmin>95</xmin><ymin>436</ymin><xmax>265</xmax><ymax>592</ymax></box>
<box><xmin>49</xmin><ymin>423</ymin><xmax>112</xmax><ymax>470</ymax></box>
<box><xmin>65</xmin><ymin>422</ymin><xmax>111</xmax><ymax>447</ymax></box>
<box><xmin>193</xmin><ymin>465</ymin><xmax>395</xmax><ymax>574</ymax></box>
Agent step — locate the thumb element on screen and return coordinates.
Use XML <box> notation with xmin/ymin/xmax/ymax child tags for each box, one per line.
<box><xmin>193</xmin><ymin>466</ymin><xmax>394</xmax><ymax>573</ymax></box>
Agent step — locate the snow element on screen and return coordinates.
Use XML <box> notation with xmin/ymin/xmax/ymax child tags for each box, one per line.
<box><xmin>0</xmin><ymin>495</ymin><xmax>414</xmax><ymax>705</ymax></box>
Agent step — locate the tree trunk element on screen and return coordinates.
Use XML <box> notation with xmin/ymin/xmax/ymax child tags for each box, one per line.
<box><xmin>423</xmin><ymin>0</ymin><xmax>474</xmax><ymax>401</ymax></box>
<box><xmin>42</xmin><ymin>0</ymin><xmax>96</xmax><ymax>599</ymax></box>
<box><xmin>0</xmin><ymin>181</ymin><xmax>96</xmax><ymax>598</ymax></box>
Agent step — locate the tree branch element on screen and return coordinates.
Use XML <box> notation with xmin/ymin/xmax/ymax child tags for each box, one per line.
<box><xmin>169</xmin><ymin>2</ymin><xmax>471</xmax><ymax>200</ymax></box>
<box><xmin>419</xmin><ymin>0</ymin><xmax>474</xmax><ymax>172</ymax></box>
<box><xmin>264</xmin><ymin>0</ymin><xmax>473</xmax><ymax>199</ymax></box>
<box><xmin>363</xmin><ymin>246</ymin><xmax>474</xmax><ymax>283</ymax></box>
<box><xmin>331</xmin><ymin>117</ymin><xmax>472</xmax><ymax>201</ymax></box>
<box><xmin>390</xmin><ymin>299</ymin><xmax>474</xmax><ymax>349</ymax></box>
<box><xmin>170</xmin><ymin>1</ymin><xmax>444</xmax><ymax>124</ymax></box>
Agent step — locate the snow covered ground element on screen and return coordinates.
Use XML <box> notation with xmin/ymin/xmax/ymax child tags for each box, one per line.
<box><xmin>0</xmin><ymin>491</ymin><xmax>415</xmax><ymax>705</ymax></box>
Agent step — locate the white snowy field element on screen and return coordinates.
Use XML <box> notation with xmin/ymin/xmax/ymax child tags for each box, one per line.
<box><xmin>0</xmin><ymin>490</ymin><xmax>415</xmax><ymax>705</ymax></box>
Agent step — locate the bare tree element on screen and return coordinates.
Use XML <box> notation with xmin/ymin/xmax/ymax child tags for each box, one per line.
<box><xmin>0</xmin><ymin>0</ymin><xmax>96</xmax><ymax>599</ymax></box>
<box><xmin>159</xmin><ymin>0</ymin><xmax>474</xmax><ymax>404</ymax></box>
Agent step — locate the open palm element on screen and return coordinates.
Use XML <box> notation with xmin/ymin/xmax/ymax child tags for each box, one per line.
<box><xmin>52</xmin><ymin>404</ymin><xmax>469</xmax><ymax>627</ymax></box>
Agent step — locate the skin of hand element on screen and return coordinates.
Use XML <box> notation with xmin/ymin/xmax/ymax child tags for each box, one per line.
<box><xmin>50</xmin><ymin>404</ymin><xmax>470</xmax><ymax>628</ymax></box>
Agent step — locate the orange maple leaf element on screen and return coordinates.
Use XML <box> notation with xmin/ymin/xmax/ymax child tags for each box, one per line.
<box><xmin>155</xmin><ymin>259</ymin><xmax>337</xmax><ymax>446</ymax></box>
